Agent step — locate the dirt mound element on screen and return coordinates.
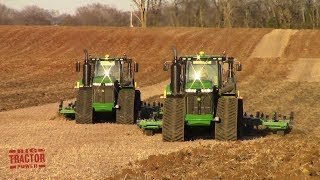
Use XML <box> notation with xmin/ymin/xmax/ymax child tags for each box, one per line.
<box><xmin>250</xmin><ymin>29</ymin><xmax>297</xmax><ymax>58</ymax></box>
<box><xmin>0</xmin><ymin>26</ymin><xmax>270</xmax><ymax>111</ymax></box>
<box><xmin>284</xmin><ymin>29</ymin><xmax>320</xmax><ymax>58</ymax></box>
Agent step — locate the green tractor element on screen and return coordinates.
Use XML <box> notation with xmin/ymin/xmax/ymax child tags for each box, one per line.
<box><xmin>161</xmin><ymin>48</ymin><xmax>243</xmax><ymax>141</ymax></box>
<box><xmin>60</xmin><ymin>50</ymin><xmax>141</xmax><ymax>124</ymax></box>
<box><xmin>138</xmin><ymin>48</ymin><xmax>293</xmax><ymax>141</ymax></box>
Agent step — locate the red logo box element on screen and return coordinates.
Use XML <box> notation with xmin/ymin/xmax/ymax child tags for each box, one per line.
<box><xmin>9</xmin><ymin>148</ymin><xmax>45</xmax><ymax>169</ymax></box>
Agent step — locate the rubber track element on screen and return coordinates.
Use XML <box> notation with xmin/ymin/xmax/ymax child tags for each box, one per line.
<box><xmin>162</xmin><ymin>97</ymin><xmax>185</xmax><ymax>142</ymax></box>
<box><xmin>237</xmin><ymin>98</ymin><xmax>244</xmax><ymax>138</ymax></box>
<box><xmin>215</xmin><ymin>96</ymin><xmax>238</xmax><ymax>141</ymax></box>
<box><xmin>76</xmin><ymin>87</ymin><xmax>93</xmax><ymax>124</ymax></box>
<box><xmin>134</xmin><ymin>90</ymin><xmax>141</xmax><ymax>121</ymax></box>
<box><xmin>116</xmin><ymin>89</ymin><xmax>135</xmax><ymax>124</ymax></box>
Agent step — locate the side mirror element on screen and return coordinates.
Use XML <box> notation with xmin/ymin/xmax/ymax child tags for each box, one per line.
<box><xmin>163</xmin><ymin>63</ymin><xmax>169</xmax><ymax>71</ymax></box>
<box><xmin>134</xmin><ymin>62</ymin><xmax>139</xmax><ymax>72</ymax></box>
<box><xmin>236</xmin><ymin>63</ymin><xmax>242</xmax><ymax>71</ymax></box>
<box><xmin>76</xmin><ymin>61</ymin><xmax>81</xmax><ymax>72</ymax></box>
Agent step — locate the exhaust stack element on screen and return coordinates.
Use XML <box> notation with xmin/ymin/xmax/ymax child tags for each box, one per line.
<box><xmin>82</xmin><ymin>49</ymin><xmax>91</xmax><ymax>87</ymax></box>
<box><xmin>170</xmin><ymin>47</ymin><xmax>181</xmax><ymax>96</ymax></box>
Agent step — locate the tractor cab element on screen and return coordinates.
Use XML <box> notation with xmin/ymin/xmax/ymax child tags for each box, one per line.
<box><xmin>183</xmin><ymin>54</ymin><xmax>223</xmax><ymax>92</ymax></box>
<box><xmin>164</xmin><ymin>51</ymin><xmax>228</xmax><ymax>95</ymax></box>
<box><xmin>90</xmin><ymin>55</ymin><xmax>138</xmax><ymax>88</ymax></box>
<box><xmin>93</xmin><ymin>60</ymin><xmax>121</xmax><ymax>86</ymax></box>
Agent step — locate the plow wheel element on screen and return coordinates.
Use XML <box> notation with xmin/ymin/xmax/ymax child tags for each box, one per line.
<box><xmin>116</xmin><ymin>89</ymin><xmax>136</xmax><ymax>124</ymax></box>
<box><xmin>162</xmin><ymin>97</ymin><xmax>185</xmax><ymax>142</ymax></box>
<box><xmin>215</xmin><ymin>96</ymin><xmax>239</xmax><ymax>141</ymax></box>
<box><xmin>76</xmin><ymin>87</ymin><xmax>93</xmax><ymax>124</ymax></box>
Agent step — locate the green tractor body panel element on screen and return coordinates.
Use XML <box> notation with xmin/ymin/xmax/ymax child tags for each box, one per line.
<box><xmin>185</xmin><ymin>80</ymin><xmax>212</xmax><ymax>89</ymax></box>
<box><xmin>138</xmin><ymin>119</ymin><xmax>162</xmax><ymax>130</ymax></box>
<box><xmin>59</xmin><ymin>108</ymin><xmax>75</xmax><ymax>119</ymax></box>
<box><xmin>93</xmin><ymin>103</ymin><xmax>114</xmax><ymax>112</ymax></box>
<box><xmin>78</xmin><ymin>80</ymin><xmax>84</xmax><ymax>87</ymax></box>
<box><xmin>185</xmin><ymin>114</ymin><xmax>213</xmax><ymax>126</ymax></box>
<box><xmin>93</xmin><ymin>76</ymin><xmax>114</xmax><ymax>84</ymax></box>
<box><xmin>165</xmin><ymin>85</ymin><xmax>171</xmax><ymax>96</ymax></box>
<box><xmin>262</xmin><ymin>121</ymin><xmax>289</xmax><ymax>130</ymax></box>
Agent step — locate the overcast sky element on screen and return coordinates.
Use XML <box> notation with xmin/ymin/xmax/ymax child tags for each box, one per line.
<box><xmin>1</xmin><ymin>0</ymin><xmax>132</xmax><ymax>14</ymax></box>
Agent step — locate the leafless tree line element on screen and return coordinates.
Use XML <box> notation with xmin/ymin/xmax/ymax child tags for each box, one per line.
<box><xmin>1</xmin><ymin>0</ymin><xmax>320</xmax><ymax>29</ymax></box>
<box><xmin>0</xmin><ymin>3</ymin><xmax>129</xmax><ymax>26</ymax></box>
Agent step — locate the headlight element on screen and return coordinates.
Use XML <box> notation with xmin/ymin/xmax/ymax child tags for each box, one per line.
<box><xmin>201</xmin><ymin>89</ymin><xmax>213</xmax><ymax>93</ymax></box>
<box><xmin>185</xmin><ymin>89</ymin><xmax>196</xmax><ymax>93</ymax></box>
<box><xmin>104</xmin><ymin>83</ymin><xmax>113</xmax><ymax>86</ymax></box>
<box><xmin>93</xmin><ymin>83</ymin><xmax>101</xmax><ymax>86</ymax></box>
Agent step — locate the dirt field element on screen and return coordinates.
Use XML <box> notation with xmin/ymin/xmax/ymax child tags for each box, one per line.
<box><xmin>0</xmin><ymin>26</ymin><xmax>319</xmax><ymax>179</ymax></box>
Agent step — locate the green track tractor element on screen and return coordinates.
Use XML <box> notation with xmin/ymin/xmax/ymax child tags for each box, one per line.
<box><xmin>59</xmin><ymin>50</ymin><xmax>141</xmax><ymax>124</ymax></box>
<box><xmin>161</xmin><ymin>48</ymin><xmax>243</xmax><ymax>141</ymax></box>
<box><xmin>139</xmin><ymin>48</ymin><xmax>293</xmax><ymax>141</ymax></box>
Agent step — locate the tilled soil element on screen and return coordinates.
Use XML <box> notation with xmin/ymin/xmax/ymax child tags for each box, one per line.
<box><xmin>0</xmin><ymin>103</ymin><xmax>220</xmax><ymax>178</ymax></box>
<box><xmin>113</xmin><ymin>133</ymin><xmax>320</xmax><ymax>179</ymax></box>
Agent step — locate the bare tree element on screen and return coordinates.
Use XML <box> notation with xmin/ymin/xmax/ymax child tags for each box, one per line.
<box><xmin>132</xmin><ymin>0</ymin><xmax>148</xmax><ymax>27</ymax></box>
<box><xmin>0</xmin><ymin>4</ymin><xmax>18</xmax><ymax>25</ymax></box>
<box><xmin>19</xmin><ymin>5</ymin><xmax>53</xmax><ymax>25</ymax></box>
<box><xmin>75</xmin><ymin>3</ymin><xmax>129</xmax><ymax>26</ymax></box>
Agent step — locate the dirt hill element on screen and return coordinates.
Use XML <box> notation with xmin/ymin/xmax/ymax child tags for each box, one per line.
<box><xmin>0</xmin><ymin>26</ymin><xmax>270</xmax><ymax>110</ymax></box>
<box><xmin>0</xmin><ymin>26</ymin><xmax>319</xmax><ymax>179</ymax></box>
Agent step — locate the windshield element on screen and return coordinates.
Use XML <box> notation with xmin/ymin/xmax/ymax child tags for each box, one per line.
<box><xmin>186</xmin><ymin>60</ymin><xmax>219</xmax><ymax>85</ymax></box>
<box><xmin>94</xmin><ymin>61</ymin><xmax>120</xmax><ymax>81</ymax></box>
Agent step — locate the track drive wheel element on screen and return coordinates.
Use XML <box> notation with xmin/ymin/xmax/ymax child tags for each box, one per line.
<box><xmin>116</xmin><ymin>89</ymin><xmax>136</xmax><ymax>124</ymax></box>
<box><xmin>75</xmin><ymin>87</ymin><xmax>93</xmax><ymax>124</ymax></box>
<box><xmin>215</xmin><ymin>96</ymin><xmax>239</xmax><ymax>141</ymax></box>
<box><xmin>162</xmin><ymin>97</ymin><xmax>185</xmax><ymax>142</ymax></box>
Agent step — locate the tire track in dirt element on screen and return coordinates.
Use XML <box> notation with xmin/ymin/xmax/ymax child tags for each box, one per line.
<box><xmin>287</xmin><ymin>58</ymin><xmax>320</xmax><ymax>82</ymax></box>
<box><xmin>250</xmin><ymin>29</ymin><xmax>298</xmax><ymax>58</ymax></box>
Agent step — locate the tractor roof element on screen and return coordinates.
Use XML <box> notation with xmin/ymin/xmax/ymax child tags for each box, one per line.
<box><xmin>179</xmin><ymin>55</ymin><xmax>226</xmax><ymax>61</ymax></box>
<box><xmin>89</xmin><ymin>54</ymin><xmax>132</xmax><ymax>61</ymax></box>
<box><xmin>90</xmin><ymin>56</ymin><xmax>131</xmax><ymax>61</ymax></box>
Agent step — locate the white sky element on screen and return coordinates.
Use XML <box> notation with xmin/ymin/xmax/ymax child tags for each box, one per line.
<box><xmin>0</xmin><ymin>0</ymin><xmax>132</xmax><ymax>14</ymax></box>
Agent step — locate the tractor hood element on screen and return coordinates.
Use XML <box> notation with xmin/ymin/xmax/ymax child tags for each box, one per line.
<box><xmin>92</xmin><ymin>76</ymin><xmax>115</xmax><ymax>86</ymax></box>
<box><xmin>185</xmin><ymin>80</ymin><xmax>213</xmax><ymax>89</ymax></box>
